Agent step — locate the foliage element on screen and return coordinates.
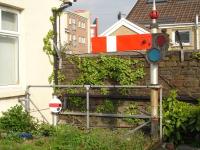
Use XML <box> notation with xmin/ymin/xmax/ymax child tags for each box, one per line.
<box><xmin>43</xmin><ymin>29</ymin><xmax>54</xmax><ymax>57</ymax></box>
<box><xmin>48</xmin><ymin>70</ymin><xmax>65</xmax><ymax>84</ymax></box>
<box><xmin>37</xmin><ymin>123</ymin><xmax>56</xmax><ymax>137</ymax></box>
<box><xmin>67</xmin><ymin>97</ymin><xmax>86</xmax><ymax>112</ymax></box>
<box><xmin>192</xmin><ymin>51</ymin><xmax>200</xmax><ymax>60</ymax></box>
<box><xmin>70</xmin><ymin>55</ymin><xmax>145</xmax><ymax>86</ymax></box>
<box><xmin>43</xmin><ymin>14</ymin><xmax>70</xmax><ymax>84</ymax></box>
<box><xmin>96</xmin><ymin>100</ymin><xmax>115</xmax><ymax>113</ymax></box>
<box><xmin>163</xmin><ymin>90</ymin><xmax>200</xmax><ymax>145</ymax></box>
<box><xmin>64</xmin><ymin>55</ymin><xmax>145</xmax><ymax>110</ymax></box>
<box><xmin>123</xmin><ymin>102</ymin><xmax>145</xmax><ymax>125</ymax></box>
<box><xmin>0</xmin><ymin>105</ymin><xmax>38</xmax><ymax>133</ymax></box>
<box><xmin>0</xmin><ymin>125</ymin><xmax>153</xmax><ymax>150</ymax></box>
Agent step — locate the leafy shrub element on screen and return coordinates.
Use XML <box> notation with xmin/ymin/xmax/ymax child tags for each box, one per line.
<box><xmin>64</xmin><ymin>56</ymin><xmax>145</xmax><ymax>111</ymax></box>
<box><xmin>123</xmin><ymin>102</ymin><xmax>144</xmax><ymax>125</ymax></box>
<box><xmin>163</xmin><ymin>90</ymin><xmax>200</xmax><ymax>145</ymax></box>
<box><xmin>96</xmin><ymin>100</ymin><xmax>115</xmax><ymax>113</ymax></box>
<box><xmin>38</xmin><ymin>123</ymin><xmax>55</xmax><ymax>137</ymax></box>
<box><xmin>0</xmin><ymin>105</ymin><xmax>38</xmax><ymax>133</ymax></box>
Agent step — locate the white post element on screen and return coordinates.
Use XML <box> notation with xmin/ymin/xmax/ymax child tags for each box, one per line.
<box><xmin>150</xmin><ymin>0</ymin><xmax>159</xmax><ymax>137</ymax></box>
<box><xmin>196</xmin><ymin>15</ymin><xmax>199</xmax><ymax>50</ymax></box>
<box><xmin>85</xmin><ymin>85</ymin><xmax>90</xmax><ymax>129</ymax></box>
<box><xmin>52</xmin><ymin>113</ymin><xmax>58</xmax><ymax>126</ymax></box>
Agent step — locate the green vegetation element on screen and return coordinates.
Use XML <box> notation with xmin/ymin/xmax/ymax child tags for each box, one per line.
<box><xmin>0</xmin><ymin>105</ymin><xmax>37</xmax><ymax>133</ymax></box>
<box><xmin>163</xmin><ymin>90</ymin><xmax>200</xmax><ymax>146</ymax></box>
<box><xmin>69</xmin><ymin>55</ymin><xmax>145</xmax><ymax>86</ymax></box>
<box><xmin>64</xmin><ymin>55</ymin><xmax>145</xmax><ymax>111</ymax></box>
<box><xmin>96</xmin><ymin>100</ymin><xmax>116</xmax><ymax>113</ymax></box>
<box><xmin>0</xmin><ymin>125</ymin><xmax>152</xmax><ymax>150</ymax></box>
<box><xmin>0</xmin><ymin>105</ymin><xmax>153</xmax><ymax>150</ymax></box>
<box><xmin>0</xmin><ymin>92</ymin><xmax>200</xmax><ymax>149</ymax></box>
<box><xmin>123</xmin><ymin>102</ymin><xmax>145</xmax><ymax>125</ymax></box>
<box><xmin>192</xmin><ymin>51</ymin><xmax>200</xmax><ymax>60</ymax></box>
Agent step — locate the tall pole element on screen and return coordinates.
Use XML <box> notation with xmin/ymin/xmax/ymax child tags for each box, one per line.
<box><xmin>150</xmin><ymin>0</ymin><xmax>159</xmax><ymax>138</ymax></box>
<box><xmin>53</xmin><ymin>9</ymin><xmax>59</xmax><ymax>85</ymax></box>
<box><xmin>52</xmin><ymin>1</ymin><xmax>74</xmax><ymax>85</ymax></box>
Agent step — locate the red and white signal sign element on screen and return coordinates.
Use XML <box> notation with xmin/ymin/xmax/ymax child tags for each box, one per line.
<box><xmin>91</xmin><ymin>34</ymin><xmax>152</xmax><ymax>54</ymax></box>
<box><xmin>49</xmin><ymin>96</ymin><xmax>62</xmax><ymax>113</ymax></box>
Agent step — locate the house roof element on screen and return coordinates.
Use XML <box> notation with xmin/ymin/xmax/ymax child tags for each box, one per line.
<box><xmin>127</xmin><ymin>0</ymin><xmax>200</xmax><ymax>25</ymax></box>
<box><xmin>100</xmin><ymin>18</ymin><xmax>149</xmax><ymax>36</ymax></box>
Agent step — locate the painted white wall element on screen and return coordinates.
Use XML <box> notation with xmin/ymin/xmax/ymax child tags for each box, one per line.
<box><xmin>0</xmin><ymin>0</ymin><xmax>61</xmax><ymax>123</ymax></box>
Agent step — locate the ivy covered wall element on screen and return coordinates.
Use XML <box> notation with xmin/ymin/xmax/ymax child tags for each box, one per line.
<box><xmin>60</xmin><ymin>51</ymin><xmax>200</xmax><ymax>101</ymax></box>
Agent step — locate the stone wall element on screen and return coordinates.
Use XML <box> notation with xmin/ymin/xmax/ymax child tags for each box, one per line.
<box><xmin>61</xmin><ymin>50</ymin><xmax>200</xmax><ymax>101</ymax></box>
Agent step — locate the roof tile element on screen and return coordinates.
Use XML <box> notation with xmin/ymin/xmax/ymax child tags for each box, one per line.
<box><xmin>127</xmin><ymin>0</ymin><xmax>200</xmax><ymax>25</ymax></box>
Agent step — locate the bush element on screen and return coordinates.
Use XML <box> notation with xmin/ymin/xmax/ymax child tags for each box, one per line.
<box><xmin>96</xmin><ymin>100</ymin><xmax>115</xmax><ymax>113</ymax></box>
<box><xmin>123</xmin><ymin>102</ymin><xmax>145</xmax><ymax>125</ymax></box>
<box><xmin>163</xmin><ymin>90</ymin><xmax>200</xmax><ymax>145</ymax></box>
<box><xmin>0</xmin><ymin>105</ymin><xmax>38</xmax><ymax>133</ymax></box>
<box><xmin>38</xmin><ymin>123</ymin><xmax>55</xmax><ymax>137</ymax></box>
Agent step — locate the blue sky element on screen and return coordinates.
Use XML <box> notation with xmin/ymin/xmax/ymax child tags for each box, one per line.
<box><xmin>69</xmin><ymin>0</ymin><xmax>137</xmax><ymax>34</ymax></box>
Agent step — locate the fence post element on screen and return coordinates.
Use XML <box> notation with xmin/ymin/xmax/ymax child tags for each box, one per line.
<box><xmin>25</xmin><ymin>86</ymin><xmax>30</xmax><ymax>112</ymax></box>
<box><xmin>160</xmin><ymin>87</ymin><xmax>163</xmax><ymax>141</ymax></box>
<box><xmin>85</xmin><ymin>85</ymin><xmax>90</xmax><ymax>129</ymax></box>
<box><xmin>52</xmin><ymin>113</ymin><xmax>58</xmax><ymax>126</ymax></box>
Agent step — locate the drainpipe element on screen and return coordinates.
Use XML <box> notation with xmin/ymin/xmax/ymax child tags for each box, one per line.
<box><xmin>196</xmin><ymin>15</ymin><xmax>199</xmax><ymax>50</ymax></box>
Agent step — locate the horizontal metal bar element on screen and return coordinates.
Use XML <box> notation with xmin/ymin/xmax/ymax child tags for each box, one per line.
<box><xmin>27</xmin><ymin>85</ymin><xmax>85</xmax><ymax>88</ymax></box>
<box><xmin>89</xmin><ymin>125</ymin><xmax>138</xmax><ymax>128</ymax></box>
<box><xmin>64</xmin><ymin>94</ymin><xmax>150</xmax><ymax>101</ymax></box>
<box><xmin>60</xmin><ymin>112</ymin><xmax>151</xmax><ymax>119</ymax></box>
<box><xmin>27</xmin><ymin>84</ymin><xmax>162</xmax><ymax>89</ymax></box>
<box><xmin>66</xmin><ymin>51</ymin><xmax>146</xmax><ymax>57</ymax></box>
<box><xmin>91</xmin><ymin>85</ymin><xmax>161</xmax><ymax>89</ymax></box>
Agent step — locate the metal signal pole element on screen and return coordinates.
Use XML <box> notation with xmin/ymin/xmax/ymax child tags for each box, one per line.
<box><xmin>149</xmin><ymin>0</ymin><xmax>159</xmax><ymax>138</ymax></box>
<box><xmin>53</xmin><ymin>0</ymin><xmax>77</xmax><ymax>85</ymax></box>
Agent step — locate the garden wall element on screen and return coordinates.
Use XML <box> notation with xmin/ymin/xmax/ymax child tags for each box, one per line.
<box><xmin>61</xmin><ymin>50</ymin><xmax>200</xmax><ymax>102</ymax></box>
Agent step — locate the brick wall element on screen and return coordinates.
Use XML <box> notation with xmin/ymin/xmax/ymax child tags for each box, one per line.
<box><xmin>61</xmin><ymin>50</ymin><xmax>200</xmax><ymax>101</ymax></box>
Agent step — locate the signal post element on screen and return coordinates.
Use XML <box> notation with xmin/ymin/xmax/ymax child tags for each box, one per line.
<box><xmin>148</xmin><ymin>0</ymin><xmax>169</xmax><ymax>138</ymax></box>
<box><xmin>149</xmin><ymin>0</ymin><xmax>159</xmax><ymax>138</ymax></box>
<box><xmin>91</xmin><ymin>0</ymin><xmax>169</xmax><ymax>138</ymax></box>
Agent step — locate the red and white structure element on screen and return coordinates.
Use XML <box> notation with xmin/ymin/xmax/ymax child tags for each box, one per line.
<box><xmin>49</xmin><ymin>96</ymin><xmax>62</xmax><ymax>113</ymax></box>
<box><xmin>91</xmin><ymin>34</ymin><xmax>152</xmax><ymax>53</ymax></box>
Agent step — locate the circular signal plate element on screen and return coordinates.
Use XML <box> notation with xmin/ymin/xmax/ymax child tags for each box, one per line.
<box><xmin>147</xmin><ymin>48</ymin><xmax>161</xmax><ymax>63</ymax></box>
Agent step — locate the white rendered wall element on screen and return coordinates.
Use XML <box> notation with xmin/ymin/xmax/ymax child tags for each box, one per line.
<box><xmin>0</xmin><ymin>0</ymin><xmax>61</xmax><ymax>123</ymax></box>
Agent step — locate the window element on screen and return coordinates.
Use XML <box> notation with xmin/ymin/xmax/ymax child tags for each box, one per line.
<box><xmin>69</xmin><ymin>18</ymin><xmax>71</xmax><ymax>24</ymax></box>
<box><xmin>82</xmin><ymin>37</ymin><xmax>86</xmax><ymax>44</ymax></box>
<box><xmin>78</xmin><ymin>21</ymin><xmax>81</xmax><ymax>28</ymax></box>
<box><xmin>72</xmin><ymin>41</ymin><xmax>77</xmax><ymax>47</ymax></box>
<box><xmin>0</xmin><ymin>7</ymin><xmax>19</xmax><ymax>85</ymax></box>
<box><xmin>72</xmin><ymin>24</ymin><xmax>76</xmax><ymax>30</ymax></box>
<box><xmin>81</xmin><ymin>22</ymin><xmax>85</xmax><ymax>28</ymax></box>
<box><xmin>173</xmin><ymin>30</ymin><xmax>191</xmax><ymax>46</ymax></box>
<box><xmin>69</xmin><ymin>34</ymin><xmax>72</xmax><ymax>41</ymax></box>
<box><xmin>78</xmin><ymin>36</ymin><xmax>86</xmax><ymax>44</ymax></box>
<box><xmin>72</xmin><ymin>19</ymin><xmax>76</xmax><ymax>24</ymax></box>
<box><xmin>73</xmin><ymin>35</ymin><xmax>76</xmax><ymax>41</ymax></box>
<box><xmin>78</xmin><ymin>37</ymin><xmax>81</xmax><ymax>43</ymax></box>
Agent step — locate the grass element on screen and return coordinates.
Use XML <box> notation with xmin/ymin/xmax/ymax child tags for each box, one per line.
<box><xmin>0</xmin><ymin>125</ymin><xmax>153</xmax><ymax>150</ymax></box>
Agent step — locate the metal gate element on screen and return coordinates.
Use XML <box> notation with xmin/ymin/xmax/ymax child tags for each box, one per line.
<box><xmin>25</xmin><ymin>84</ymin><xmax>163</xmax><ymax>140</ymax></box>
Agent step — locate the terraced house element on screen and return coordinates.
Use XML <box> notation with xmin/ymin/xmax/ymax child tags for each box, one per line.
<box><xmin>127</xmin><ymin>0</ymin><xmax>200</xmax><ymax>51</ymax></box>
<box><xmin>0</xmin><ymin>0</ymin><xmax>62</xmax><ymax>122</ymax></box>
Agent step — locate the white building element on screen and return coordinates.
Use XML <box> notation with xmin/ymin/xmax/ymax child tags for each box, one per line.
<box><xmin>60</xmin><ymin>10</ymin><xmax>91</xmax><ymax>54</ymax></box>
<box><xmin>0</xmin><ymin>0</ymin><xmax>62</xmax><ymax>123</ymax></box>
